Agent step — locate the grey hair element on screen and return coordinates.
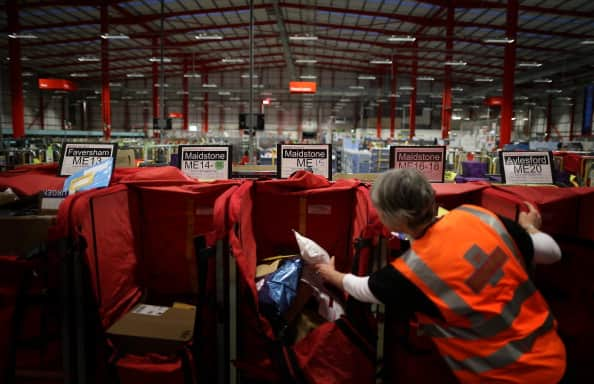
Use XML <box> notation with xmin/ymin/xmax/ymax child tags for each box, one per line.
<box><xmin>371</xmin><ymin>168</ymin><xmax>436</xmax><ymax>230</ymax></box>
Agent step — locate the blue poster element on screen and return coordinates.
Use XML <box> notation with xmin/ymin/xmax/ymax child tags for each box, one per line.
<box><xmin>63</xmin><ymin>158</ymin><xmax>114</xmax><ymax>194</ymax></box>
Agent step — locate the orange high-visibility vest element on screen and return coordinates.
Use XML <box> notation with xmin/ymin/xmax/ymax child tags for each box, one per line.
<box><xmin>392</xmin><ymin>205</ymin><xmax>565</xmax><ymax>383</ymax></box>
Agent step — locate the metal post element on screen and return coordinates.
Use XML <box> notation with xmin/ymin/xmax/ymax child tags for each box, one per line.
<box><xmin>499</xmin><ymin>0</ymin><xmax>518</xmax><ymax>148</ymax></box>
<box><xmin>441</xmin><ymin>2</ymin><xmax>453</xmax><ymax>140</ymax></box>
<box><xmin>248</xmin><ymin>0</ymin><xmax>255</xmax><ymax>161</ymax></box>
<box><xmin>8</xmin><ymin>0</ymin><xmax>25</xmax><ymax>138</ymax></box>
<box><xmin>183</xmin><ymin>59</ymin><xmax>189</xmax><ymax>130</ymax></box>
<box><xmin>100</xmin><ymin>3</ymin><xmax>111</xmax><ymax>141</ymax></box>
<box><xmin>409</xmin><ymin>44</ymin><xmax>417</xmax><ymax>140</ymax></box>
<box><xmin>159</xmin><ymin>0</ymin><xmax>166</xmax><ymax>138</ymax></box>
<box><xmin>390</xmin><ymin>56</ymin><xmax>397</xmax><ymax>138</ymax></box>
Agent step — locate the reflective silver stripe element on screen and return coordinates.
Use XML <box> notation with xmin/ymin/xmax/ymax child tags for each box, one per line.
<box><xmin>424</xmin><ymin>280</ymin><xmax>537</xmax><ymax>339</ymax></box>
<box><xmin>455</xmin><ymin>205</ymin><xmax>522</xmax><ymax>263</ymax></box>
<box><xmin>402</xmin><ymin>250</ymin><xmax>485</xmax><ymax>326</ymax></box>
<box><xmin>443</xmin><ymin>313</ymin><xmax>555</xmax><ymax>373</ymax></box>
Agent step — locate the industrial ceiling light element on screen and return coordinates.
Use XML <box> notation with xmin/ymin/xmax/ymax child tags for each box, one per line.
<box><xmin>149</xmin><ymin>57</ymin><xmax>171</xmax><ymax>63</ymax></box>
<box><xmin>348</xmin><ymin>85</ymin><xmax>365</xmax><ymax>89</ymax></box>
<box><xmin>289</xmin><ymin>34</ymin><xmax>318</xmax><ymax>41</ymax></box>
<box><xmin>8</xmin><ymin>33</ymin><xmax>38</xmax><ymax>39</ymax></box>
<box><xmin>218</xmin><ymin>91</ymin><xmax>231</xmax><ymax>95</ymax></box>
<box><xmin>153</xmin><ymin>83</ymin><xmax>169</xmax><ymax>87</ymax></box>
<box><xmin>474</xmin><ymin>77</ymin><xmax>494</xmax><ymax>82</ymax></box>
<box><xmin>100</xmin><ymin>33</ymin><xmax>129</xmax><ymax>40</ymax></box>
<box><xmin>482</xmin><ymin>37</ymin><xmax>515</xmax><ymax>44</ymax></box>
<box><xmin>69</xmin><ymin>73</ymin><xmax>89</xmax><ymax>77</ymax></box>
<box><xmin>370</xmin><ymin>59</ymin><xmax>392</xmax><ymax>64</ymax></box>
<box><xmin>358</xmin><ymin>75</ymin><xmax>376</xmax><ymax>80</ymax></box>
<box><xmin>295</xmin><ymin>59</ymin><xmax>318</xmax><ymax>64</ymax></box>
<box><xmin>399</xmin><ymin>86</ymin><xmax>415</xmax><ymax>91</ymax></box>
<box><xmin>195</xmin><ymin>33</ymin><xmax>223</xmax><ymax>40</ymax></box>
<box><xmin>387</xmin><ymin>35</ymin><xmax>416</xmax><ymax>42</ymax></box>
<box><xmin>77</xmin><ymin>55</ymin><xmax>100</xmax><ymax>62</ymax></box>
<box><xmin>517</xmin><ymin>62</ymin><xmax>542</xmax><ymax>67</ymax></box>
<box><xmin>221</xmin><ymin>58</ymin><xmax>244</xmax><ymax>64</ymax></box>
<box><xmin>202</xmin><ymin>83</ymin><xmax>218</xmax><ymax>88</ymax></box>
<box><xmin>533</xmin><ymin>78</ymin><xmax>553</xmax><ymax>83</ymax></box>
<box><xmin>176</xmin><ymin>90</ymin><xmax>189</xmax><ymax>95</ymax></box>
<box><xmin>127</xmin><ymin>73</ymin><xmax>145</xmax><ymax>78</ymax></box>
<box><xmin>545</xmin><ymin>89</ymin><xmax>562</xmax><ymax>93</ymax></box>
<box><xmin>22</xmin><ymin>71</ymin><xmax>35</xmax><ymax>77</ymax></box>
<box><xmin>444</xmin><ymin>61</ymin><xmax>467</xmax><ymax>66</ymax></box>
<box><xmin>579</xmin><ymin>40</ymin><xmax>594</xmax><ymax>45</ymax></box>
<box><xmin>451</xmin><ymin>87</ymin><xmax>464</xmax><ymax>92</ymax></box>
<box><xmin>417</xmin><ymin>76</ymin><xmax>434</xmax><ymax>81</ymax></box>
<box><xmin>241</xmin><ymin>73</ymin><xmax>258</xmax><ymax>78</ymax></box>
<box><xmin>109</xmin><ymin>82</ymin><xmax>122</xmax><ymax>87</ymax></box>
<box><xmin>184</xmin><ymin>73</ymin><xmax>201</xmax><ymax>78</ymax></box>
<box><xmin>299</xmin><ymin>75</ymin><xmax>317</xmax><ymax>79</ymax></box>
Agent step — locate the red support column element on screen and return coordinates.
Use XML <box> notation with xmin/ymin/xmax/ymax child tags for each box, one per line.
<box><xmin>182</xmin><ymin>59</ymin><xmax>189</xmax><ymax>130</ymax></box>
<box><xmin>8</xmin><ymin>0</ymin><xmax>25</xmax><ymax>138</ymax></box>
<box><xmin>152</xmin><ymin>37</ymin><xmax>159</xmax><ymax>122</ymax></box>
<box><xmin>298</xmin><ymin>105</ymin><xmax>303</xmax><ymax>140</ymax></box>
<box><xmin>203</xmin><ymin>73</ymin><xmax>209</xmax><ymax>133</ymax></box>
<box><xmin>39</xmin><ymin>92</ymin><xmax>45</xmax><ymax>130</ymax></box>
<box><xmin>100</xmin><ymin>3</ymin><xmax>111</xmax><ymax>141</ymax></box>
<box><xmin>61</xmin><ymin>97</ymin><xmax>65</xmax><ymax>130</ymax></box>
<box><xmin>390</xmin><ymin>56</ymin><xmax>397</xmax><ymax>138</ymax></box>
<box><xmin>499</xmin><ymin>0</ymin><xmax>518</xmax><ymax>148</ymax></box>
<box><xmin>441</xmin><ymin>3</ymin><xmax>453</xmax><ymax>140</ymax></box>
<box><xmin>546</xmin><ymin>95</ymin><xmax>552</xmax><ymax>141</ymax></box>
<box><xmin>409</xmin><ymin>46</ymin><xmax>418</xmax><ymax>140</ymax></box>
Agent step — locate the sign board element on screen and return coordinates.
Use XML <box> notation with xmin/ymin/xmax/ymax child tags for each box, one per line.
<box><xmin>63</xmin><ymin>158</ymin><xmax>114</xmax><ymax>194</ymax></box>
<box><xmin>178</xmin><ymin>145</ymin><xmax>232</xmax><ymax>180</ymax></box>
<box><xmin>289</xmin><ymin>81</ymin><xmax>317</xmax><ymax>94</ymax></box>
<box><xmin>59</xmin><ymin>143</ymin><xmax>117</xmax><ymax>176</ymax></box>
<box><xmin>499</xmin><ymin>151</ymin><xmax>554</xmax><ymax>185</ymax></box>
<box><xmin>277</xmin><ymin>144</ymin><xmax>331</xmax><ymax>180</ymax></box>
<box><xmin>389</xmin><ymin>146</ymin><xmax>446</xmax><ymax>183</ymax></box>
<box><xmin>38</xmin><ymin>78</ymin><xmax>78</xmax><ymax>91</ymax></box>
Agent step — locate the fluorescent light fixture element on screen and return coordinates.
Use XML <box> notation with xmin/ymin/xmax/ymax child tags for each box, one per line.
<box><xmin>515</xmin><ymin>95</ymin><xmax>529</xmax><ymax>100</ymax></box>
<box><xmin>194</xmin><ymin>33</ymin><xmax>223</xmax><ymax>40</ymax></box>
<box><xmin>556</xmin><ymin>97</ymin><xmax>572</xmax><ymax>101</ymax></box>
<box><xmin>417</xmin><ymin>76</ymin><xmax>434</xmax><ymax>81</ymax></box>
<box><xmin>183</xmin><ymin>73</ymin><xmax>201</xmax><ymax>78</ymax></box>
<box><xmin>221</xmin><ymin>58</ymin><xmax>244</xmax><ymax>64</ymax></box>
<box><xmin>296</xmin><ymin>59</ymin><xmax>318</xmax><ymax>64</ymax></box>
<box><xmin>77</xmin><ymin>55</ymin><xmax>100</xmax><ymax>62</ymax></box>
<box><xmin>252</xmin><ymin>84</ymin><xmax>264</xmax><ymax>88</ymax></box>
<box><xmin>430</xmin><ymin>94</ymin><xmax>442</xmax><ymax>98</ymax></box>
<box><xmin>545</xmin><ymin>89</ymin><xmax>563</xmax><ymax>94</ymax></box>
<box><xmin>451</xmin><ymin>87</ymin><xmax>464</xmax><ymax>92</ymax></box>
<box><xmin>192</xmin><ymin>96</ymin><xmax>204</xmax><ymax>100</ymax></box>
<box><xmin>8</xmin><ymin>33</ymin><xmax>38</xmax><ymax>39</ymax></box>
<box><xmin>517</xmin><ymin>62</ymin><xmax>542</xmax><ymax>68</ymax></box>
<box><xmin>202</xmin><ymin>83</ymin><xmax>218</xmax><ymax>88</ymax></box>
<box><xmin>241</xmin><ymin>73</ymin><xmax>258</xmax><ymax>78</ymax></box>
<box><xmin>370</xmin><ymin>59</ymin><xmax>392</xmax><ymax>64</ymax></box>
<box><xmin>474</xmin><ymin>77</ymin><xmax>494</xmax><ymax>82</ymax></box>
<box><xmin>229</xmin><ymin>97</ymin><xmax>241</xmax><ymax>101</ymax></box>
<box><xmin>109</xmin><ymin>82</ymin><xmax>122</xmax><ymax>87</ymax></box>
<box><xmin>387</xmin><ymin>35</ymin><xmax>416</xmax><ymax>42</ymax></box>
<box><xmin>358</xmin><ymin>75</ymin><xmax>376</xmax><ymax>80</ymax></box>
<box><xmin>135</xmin><ymin>90</ymin><xmax>148</xmax><ymax>95</ymax></box>
<box><xmin>176</xmin><ymin>91</ymin><xmax>189</xmax><ymax>95</ymax></box>
<box><xmin>127</xmin><ymin>73</ymin><xmax>145</xmax><ymax>78</ymax></box>
<box><xmin>399</xmin><ymin>86</ymin><xmax>415</xmax><ymax>91</ymax></box>
<box><xmin>348</xmin><ymin>85</ymin><xmax>365</xmax><ymax>90</ymax></box>
<box><xmin>22</xmin><ymin>72</ymin><xmax>35</xmax><ymax>77</ymax></box>
<box><xmin>289</xmin><ymin>34</ymin><xmax>318</xmax><ymax>41</ymax></box>
<box><xmin>218</xmin><ymin>91</ymin><xmax>231</xmax><ymax>96</ymax></box>
<box><xmin>69</xmin><ymin>73</ymin><xmax>89</xmax><ymax>77</ymax></box>
<box><xmin>482</xmin><ymin>37</ymin><xmax>515</xmax><ymax>44</ymax></box>
<box><xmin>339</xmin><ymin>98</ymin><xmax>350</xmax><ymax>102</ymax></box>
<box><xmin>149</xmin><ymin>57</ymin><xmax>171</xmax><ymax>63</ymax></box>
<box><xmin>260</xmin><ymin>92</ymin><xmax>273</xmax><ymax>96</ymax></box>
<box><xmin>579</xmin><ymin>40</ymin><xmax>594</xmax><ymax>45</ymax></box>
<box><xmin>444</xmin><ymin>61</ymin><xmax>467</xmax><ymax>66</ymax></box>
<box><xmin>100</xmin><ymin>33</ymin><xmax>129</xmax><ymax>40</ymax></box>
<box><xmin>533</xmin><ymin>78</ymin><xmax>552</xmax><ymax>83</ymax></box>
<box><xmin>153</xmin><ymin>83</ymin><xmax>168</xmax><ymax>87</ymax></box>
<box><xmin>86</xmin><ymin>96</ymin><xmax>98</xmax><ymax>100</ymax></box>
<box><xmin>299</xmin><ymin>75</ymin><xmax>317</xmax><ymax>79</ymax></box>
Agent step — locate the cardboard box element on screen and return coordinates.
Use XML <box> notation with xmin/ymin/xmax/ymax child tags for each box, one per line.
<box><xmin>0</xmin><ymin>215</ymin><xmax>56</xmax><ymax>256</ymax></box>
<box><xmin>106</xmin><ymin>304</ymin><xmax>195</xmax><ymax>355</ymax></box>
<box><xmin>116</xmin><ymin>149</ymin><xmax>136</xmax><ymax>168</ymax></box>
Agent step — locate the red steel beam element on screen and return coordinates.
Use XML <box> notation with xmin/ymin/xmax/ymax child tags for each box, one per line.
<box><xmin>101</xmin><ymin>3</ymin><xmax>111</xmax><ymax>140</ymax></box>
<box><xmin>8</xmin><ymin>0</ymin><xmax>25</xmax><ymax>138</ymax></box>
<box><xmin>499</xmin><ymin>0</ymin><xmax>518</xmax><ymax>148</ymax></box>
<box><xmin>441</xmin><ymin>2</ymin><xmax>454</xmax><ymax>140</ymax></box>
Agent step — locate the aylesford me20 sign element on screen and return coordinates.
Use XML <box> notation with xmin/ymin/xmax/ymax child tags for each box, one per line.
<box><xmin>500</xmin><ymin>151</ymin><xmax>554</xmax><ymax>185</ymax></box>
<box><xmin>277</xmin><ymin>144</ymin><xmax>331</xmax><ymax>180</ymax></box>
<box><xmin>178</xmin><ymin>145</ymin><xmax>232</xmax><ymax>180</ymax></box>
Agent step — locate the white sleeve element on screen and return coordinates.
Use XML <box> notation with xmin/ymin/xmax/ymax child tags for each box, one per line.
<box><xmin>530</xmin><ymin>232</ymin><xmax>562</xmax><ymax>265</ymax></box>
<box><xmin>342</xmin><ymin>274</ymin><xmax>382</xmax><ymax>304</ymax></box>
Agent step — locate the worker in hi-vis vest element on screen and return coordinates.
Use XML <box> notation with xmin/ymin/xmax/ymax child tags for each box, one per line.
<box><xmin>316</xmin><ymin>168</ymin><xmax>565</xmax><ymax>383</ymax></box>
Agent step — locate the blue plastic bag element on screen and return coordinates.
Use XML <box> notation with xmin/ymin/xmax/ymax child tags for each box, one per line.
<box><xmin>258</xmin><ymin>258</ymin><xmax>303</xmax><ymax>328</ymax></box>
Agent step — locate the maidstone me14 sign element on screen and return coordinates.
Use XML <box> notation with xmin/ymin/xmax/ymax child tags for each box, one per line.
<box><xmin>500</xmin><ymin>151</ymin><xmax>554</xmax><ymax>185</ymax></box>
<box><xmin>178</xmin><ymin>145</ymin><xmax>232</xmax><ymax>180</ymax></box>
<box><xmin>277</xmin><ymin>144</ymin><xmax>331</xmax><ymax>179</ymax></box>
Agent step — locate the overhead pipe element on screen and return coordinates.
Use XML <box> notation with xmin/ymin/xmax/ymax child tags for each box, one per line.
<box><xmin>100</xmin><ymin>2</ymin><xmax>111</xmax><ymax>141</ymax></box>
<box><xmin>8</xmin><ymin>0</ymin><xmax>25</xmax><ymax>138</ymax></box>
<box><xmin>499</xmin><ymin>0</ymin><xmax>518</xmax><ymax>148</ymax></box>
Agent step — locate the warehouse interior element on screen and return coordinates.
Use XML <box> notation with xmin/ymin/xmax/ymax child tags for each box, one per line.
<box><xmin>1</xmin><ymin>1</ymin><xmax>594</xmax><ymax>384</ymax></box>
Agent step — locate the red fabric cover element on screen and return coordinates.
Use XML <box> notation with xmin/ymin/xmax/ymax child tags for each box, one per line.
<box><xmin>57</xmin><ymin>185</ymin><xmax>142</xmax><ymax>328</ymax></box>
<box><xmin>480</xmin><ymin>185</ymin><xmax>582</xmax><ymax>237</ymax></box>
<box><xmin>432</xmin><ymin>182</ymin><xmax>490</xmax><ymax>210</ymax></box>
<box><xmin>292</xmin><ymin>320</ymin><xmax>375</xmax><ymax>384</ymax></box>
<box><xmin>562</xmin><ymin>153</ymin><xmax>582</xmax><ymax>174</ymax></box>
<box><xmin>0</xmin><ymin>256</ymin><xmax>29</xmax><ymax>380</ymax></box>
<box><xmin>226</xmin><ymin>172</ymin><xmax>381</xmax><ymax>381</ymax></box>
<box><xmin>116</xmin><ymin>353</ymin><xmax>187</xmax><ymax>384</ymax></box>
